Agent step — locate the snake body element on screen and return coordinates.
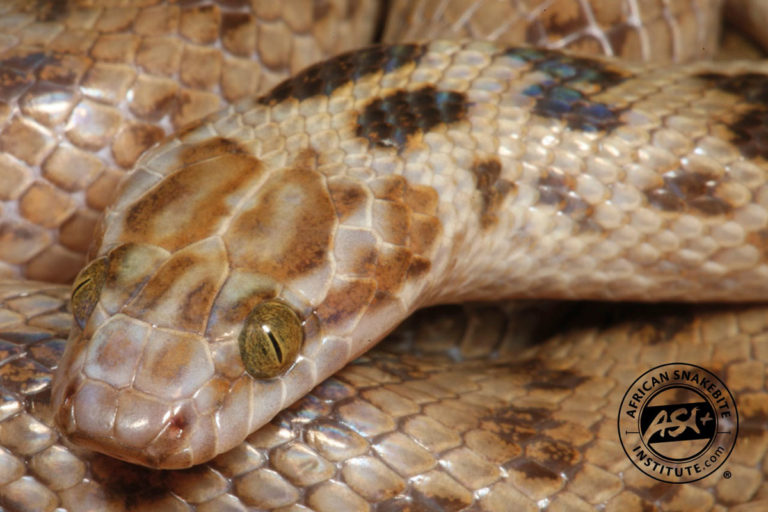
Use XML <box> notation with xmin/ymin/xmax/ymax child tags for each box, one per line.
<box><xmin>2</xmin><ymin>0</ymin><xmax>768</xmax><ymax>510</ymax></box>
<box><xmin>51</xmin><ymin>39</ymin><xmax>768</xmax><ymax>470</ymax></box>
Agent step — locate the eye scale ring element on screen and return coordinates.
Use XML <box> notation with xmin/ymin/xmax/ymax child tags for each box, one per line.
<box><xmin>71</xmin><ymin>257</ymin><xmax>108</xmax><ymax>330</ymax></box>
<box><xmin>239</xmin><ymin>300</ymin><xmax>303</xmax><ymax>379</ymax></box>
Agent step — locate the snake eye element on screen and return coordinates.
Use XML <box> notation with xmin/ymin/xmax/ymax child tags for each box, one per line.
<box><xmin>238</xmin><ymin>300</ymin><xmax>303</xmax><ymax>378</ymax></box>
<box><xmin>71</xmin><ymin>257</ymin><xmax>108</xmax><ymax>329</ymax></box>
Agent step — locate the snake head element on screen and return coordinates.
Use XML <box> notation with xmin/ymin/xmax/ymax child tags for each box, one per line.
<box><xmin>51</xmin><ymin>239</ymin><xmax>326</xmax><ymax>468</ymax></box>
<box><xmin>51</xmin><ymin>120</ymin><xmax>439</xmax><ymax>468</ymax></box>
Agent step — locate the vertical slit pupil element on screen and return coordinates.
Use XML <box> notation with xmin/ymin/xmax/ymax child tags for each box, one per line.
<box><xmin>73</xmin><ymin>277</ymin><xmax>91</xmax><ymax>296</ymax></box>
<box><xmin>266</xmin><ymin>331</ymin><xmax>283</xmax><ymax>362</ymax></box>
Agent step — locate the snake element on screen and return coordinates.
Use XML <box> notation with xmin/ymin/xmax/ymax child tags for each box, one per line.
<box><xmin>2</xmin><ymin>0</ymin><xmax>768</xmax><ymax>510</ymax></box>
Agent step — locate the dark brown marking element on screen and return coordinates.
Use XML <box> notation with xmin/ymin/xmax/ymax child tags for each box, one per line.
<box><xmin>470</xmin><ymin>158</ymin><xmax>516</xmax><ymax>228</ymax></box>
<box><xmin>405</xmin><ymin>184</ymin><xmax>439</xmax><ymax>215</ymax></box>
<box><xmin>0</xmin><ymin>51</ymin><xmax>66</xmax><ymax>102</ymax></box>
<box><xmin>528</xmin><ymin>367</ymin><xmax>589</xmax><ymax>391</ymax></box>
<box><xmin>356</xmin><ymin>86</ymin><xmax>470</xmax><ymax>150</ymax></box>
<box><xmin>536</xmin><ymin>169</ymin><xmax>593</xmax><ymax>220</ymax></box>
<box><xmin>123</xmin><ymin>137</ymin><xmax>262</xmax><ymax>251</ymax></box>
<box><xmin>221</xmin><ymin>12</ymin><xmax>252</xmax><ymax>32</ymax></box>
<box><xmin>258</xmin><ymin>44</ymin><xmax>426</xmax><ymax>106</ymax></box>
<box><xmin>180</xmin><ymin>280</ymin><xmax>218</xmax><ymax>329</ymax></box>
<box><xmin>697</xmin><ymin>72</ymin><xmax>768</xmax><ymax>160</ymax></box>
<box><xmin>374</xmin><ymin>246</ymin><xmax>411</xmax><ymax>294</ymax></box>
<box><xmin>225</xmin><ymin>163</ymin><xmax>336</xmax><ymax>281</ymax></box>
<box><xmin>316</xmin><ymin>279</ymin><xmax>376</xmax><ymax>329</ymax></box>
<box><xmin>121</xmin><ymin>242</ymin><xmax>226</xmax><ymax>333</ymax></box>
<box><xmin>177</xmin><ymin>135</ymin><xmax>250</xmax><ymax>163</ymax></box>
<box><xmin>126</xmin><ymin>253</ymin><xmax>197</xmax><ymax>313</ymax></box>
<box><xmin>370</xmin><ymin>176</ymin><xmax>405</xmax><ymax>201</ymax></box>
<box><xmin>528</xmin><ymin>439</ymin><xmax>581</xmax><ymax>474</ymax></box>
<box><xmin>511</xmin><ymin>460</ymin><xmax>562</xmax><ymax>483</ymax></box>
<box><xmin>409</xmin><ymin>214</ymin><xmax>441</xmax><ymax>256</ymax></box>
<box><xmin>372</xmin><ymin>200</ymin><xmax>410</xmax><ymax>245</ymax></box>
<box><xmin>644</xmin><ymin>170</ymin><xmax>731</xmax><ymax>215</ymax></box>
<box><xmin>538</xmin><ymin>0</ymin><xmax>588</xmax><ymax>37</ymax></box>
<box><xmin>220</xmin><ymin>12</ymin><xmax>255</xmax><ymax>58</ymax></box>
<box><xmin>409</xmin><ymin>488</ymin><xmax>472</xmax><ymax>511</ymax></box>
<box><xmin>406</xmin><ymin>256</ymin><xmax>431</xmax><ymax>279</ymax></box>
<box><xmin>0</xmin><ymin>67</ymin><xmax>28</xmax><ymax>102</ymax></box>
<box><xmin>36</xmin><ymin>54</ymin><xmax>88</xmax><ymax>86</ymax></box>
<box><xmin>33</xmin><ymin>0</ymin><xmax>69</xmax><ymax>22</ymax></box>
<box><xmin>328</xmin><ymin>178</ymin><xmax>370</xmax><ymax>222</ymax></box>
<box><xmin>368</xmin><ymin>290</ymin><xmax>401</xmax><ymax>312</ymax></box>
<box><xmin>113</xmin><ymin>123</ymin><xmax>166</xmax><ymax>168</ymax></box>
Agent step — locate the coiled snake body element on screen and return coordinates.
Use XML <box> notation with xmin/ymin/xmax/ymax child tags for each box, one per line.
<box><xmin>1</xmin><ymin>1</ymin><xmax>768</xmax><ymax>510</ymax></box>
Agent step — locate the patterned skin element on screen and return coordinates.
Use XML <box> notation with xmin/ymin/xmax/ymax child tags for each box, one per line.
<box><xmin>5</xmin><ymin>0</ymin><xmax>768</xmax><ymax>509</ymax></box>
<box><xmin>51</xmin><ymin>40</ymin><xmax>768</xmax><ymax>468</ymax></box>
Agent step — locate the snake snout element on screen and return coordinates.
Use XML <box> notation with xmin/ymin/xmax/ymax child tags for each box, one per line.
<box><xmin>51</xmin><ymin>316</ymin><xmax>225</xmax><ymax>468</ymax></box>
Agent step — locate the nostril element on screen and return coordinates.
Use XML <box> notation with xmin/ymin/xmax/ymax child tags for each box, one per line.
<box><xmin>168</xmin><ymin>409</ymin><xmax>190</xmax><ymax>440</ymax></box>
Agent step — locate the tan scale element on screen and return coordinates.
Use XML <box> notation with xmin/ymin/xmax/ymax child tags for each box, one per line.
<box><xmin>3</xmin><ymin>0</ymin><xmax>768</xmax><ymax>510</ymax></box>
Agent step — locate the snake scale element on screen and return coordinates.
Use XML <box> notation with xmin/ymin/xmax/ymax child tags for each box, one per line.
<box><xmin>2</xmin><ymin>0</ymin><xmax>768</xmax><ymax>510</ymax></box>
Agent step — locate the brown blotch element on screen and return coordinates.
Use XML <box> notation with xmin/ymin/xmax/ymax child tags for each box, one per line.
<box><xmin>644</xmin><ymin>170</ymin><xmax>732</xmax><ymax>216</ymax></box>
<box><xmin>368</xmin><ymin>290</ymin><xmax>401</xmax><ymax>312</ymax></box>
<box><xmin>38</xmin><ymin>54</ymin><xmax>89</xmax><ymax>86</ymax></box>
<box><xmin>374</xmin><ymin>246</ymin><xmax>412</xmax><ymax>294</ymax></box>
<box><xmin>409</xmin><ymin>214</ymin><xmax>441</xmax><ymax>256</ymax></box>
<box><xmin>405</xmin><ymin>184</ymin><xmax>439</xmax><ymax>215</ymax></box>
<box><xmin>410</xmin><ymin>489</ymin><xmax>472</xmax><ymax>511</ymax></box>
<box><xmin>528</xmin><ymin>368</ymin><xmax>589</xmax><ymax>391</ymax></box>
<box><xmin>537</xmin><ymin>169</ymin><xmax>593</xmax><ymax>221</ymax></box>
<box><xmin>123</xmin><ymin>137</ymin><xmax>262</xmax><ymax>251</ymax></box>
<box><xmin>328</xmin><ymin>178</ymin><xmax>370</xmax><ymax>222</ymax></box>
<box><xmin>510</xmin><ymin>459</ymin><xmax>562</xmax><ymax>484</ymax></box>
<box><xmin>527</xmin><ymin>439</ymin><xmax>581</xmax><ymax>474</ymax></box>
<box><xmin>316</xmin><ymin>279</ymin><xmax>376</xmax><ymax>329</ymax></box>
<box><xmin>697</xmin><ymin>72</ymin><xmax>768</xmax><ymax>160</ymax></box>
<box><xmin>215</xmin><ymin>286</ymin><xmax>277</xmax><ymax>328</ymax></box>
<box><xmin>225</xmin><ymin>163</ymin><xmax>336</xmax><ymax>281</ymax></box>
<box><xmin>113</xmin><ymin>123</ymin><xmax>166</xmax><ymax>168</ymax></box>
<box><xmin>181</xmin><ymin>280</ymin><xmax>218</xmax><ymax>329</ymax></box>
<box><xmin>629</xmin><ymin>315</ymin><xmax>694</xmax><ymax>345</ymax></box>
<box><xmin>177</xmin><ymin>136</ymin><xmax>249</xmax><ymax>164</ymax></box>
<box><xmin>125</xmin><ymin>253</ymin><xmax>197</xmax><ymax>313</ymax></box>
<box><xmin>34</xmin><ymin>0</ymin><xmax>69</xmax><ymax>22</ymax></box>
<box><xmin>221</xmin><ymin>12</ymin><xmax>252</xmax><ymax>32</ymax></box>
<box><xmin>123</xmin><ymin>243</ymin><xmax>224</xmax><ymax>333</ymax></box>
<box><xmin>537</xmin><ymin>0</ymin><xmax>588</xmax><ymax>39</ymax></box>
<box><xmin>259</xmin><ymin>44</ymin><xmax>426</xmax><ymax>106</ymax></box>
<box><xmin>357</xmin><ymin>85</ymin><xmax>470</xmax><ymax>150</ymax></box>
<box><xmin>221</xmin><ymin>13</ymin><xmax>255</xmax><ymax>57</ymax></box>
<box><xmin>372</xmin><ymin>200</ymin><xmax>410</xmax><ymax>245</ymax></box>
<box><xmin>406</xmin><ymin>256</ymin><xmax>431</xmax><ymax>279</ymax></box>
<box><xmin>0</xmin><ymin>66</ymin><xmax>29</xmax><ymax>101</ymax></box>
<box><xmin>470</xmin><ymin>158</ymin><xmax>516</xmax><ymax>228</ymax></box>
<box><xmin>370</xmin><ymin>175</ymin><xmax>406</xmax><ymax>201</ymax></box>
<box><xmin>101</xmin><ymin>243</ymin><xmax>166</xmax><ymax>305</ymax></box>
<box><xmin>0</xmin><ymin>357</ymin><xmax>50</xmax><ymax>394</ymax></box>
